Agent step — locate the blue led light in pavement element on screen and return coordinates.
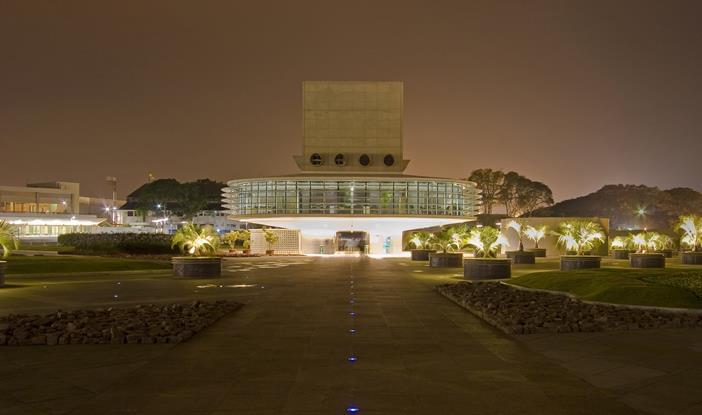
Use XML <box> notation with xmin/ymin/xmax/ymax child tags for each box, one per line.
<box><xmin>349</xmin><ymin>329</ymin><xmax>356</xmax><ymax>333</ymax></box>
<box><xmin>347</xmin><ymin>356</ymin><xmax>357</xmax><ymax>362</ymax></box>
<box><xmin>349</xmin><ymin>312</ymin><xmax>356</xmax><ymax>316</ymax></box>
<box><xmin>347</xmin><ymin>406</ymin><xmax>360</xmax><ymax>413</ymax></box>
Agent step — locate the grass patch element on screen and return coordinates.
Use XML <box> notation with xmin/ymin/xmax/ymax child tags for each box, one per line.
<box><xmin>16</xmin><ymin>243</ymin><xmax>59</xmax><ymax>251</ymax></box>
<box><xmin>3</xmin><ymin>255</ymin><xmax>170</xmax><ymax>275</ymax></box>
<box><xmin>509</xmin><ymin>267</ymin><xmax>702</xmax><ymax>309</ymax></box>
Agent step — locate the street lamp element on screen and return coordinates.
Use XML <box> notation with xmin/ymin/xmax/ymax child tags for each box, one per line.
<box><xmin>155</xmin><ymin>203</ymin><xmax>167</xmax><ymax>232</ymax></box>
<box><xmin>636</xmin><ymin>207</ymin><xmax>647</xmax><ymax>230</ymax></box>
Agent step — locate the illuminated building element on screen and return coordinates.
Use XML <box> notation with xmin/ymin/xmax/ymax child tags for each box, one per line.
<box><xmin>0</xmin><ymin>182</ymin><xmax>111</xmax><ymax>240</ymax></box>
<box><xmin>223</xmin><ymin>81</ymin><xmax>480</xmax><ymax>255</ymax></box>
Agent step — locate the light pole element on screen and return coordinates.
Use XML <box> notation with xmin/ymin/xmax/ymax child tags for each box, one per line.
<box><xmin>636</xmin><ymin>207</ymin><xmax>646</xmax><ymax>230</ymax></box>
<box><xmin>156</xmin><ymin>203</ymin><xmax>167</xmax><ymax>233</ymax></box>
<box><xmin>105</xmin><ymin>176</ymin><xmax>117</xmax><ymax>223</ymax></box>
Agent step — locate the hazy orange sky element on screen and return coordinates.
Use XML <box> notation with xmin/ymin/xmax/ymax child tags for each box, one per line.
<box><xmin>1</xmin><ymin>0</ymin><xmax>701</xmax><ymax>201</ymax></box>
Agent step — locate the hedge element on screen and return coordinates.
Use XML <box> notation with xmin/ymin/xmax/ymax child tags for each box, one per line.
<box><xmin>58</xmin><ymin>233</ymin><xmax>177</xmax><ymax>255</ymax></box>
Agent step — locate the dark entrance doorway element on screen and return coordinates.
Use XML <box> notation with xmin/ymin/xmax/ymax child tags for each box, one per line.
<box><xmin>335</xmin><ymin>231</ymin><xmax>369</xmax><ymax>254</ymax></box>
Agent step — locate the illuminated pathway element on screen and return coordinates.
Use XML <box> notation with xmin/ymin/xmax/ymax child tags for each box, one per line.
<box><xmin>6</xmin><ymin>256</ymin><xmax>640</xmax><ymax>414</ymax></box>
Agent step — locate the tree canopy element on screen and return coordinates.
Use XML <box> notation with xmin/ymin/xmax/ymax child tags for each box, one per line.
<box><xmin>467</xmin><ymin>169</ymin><xmax>553</xmax><ymax>217</ymax></box>
<box><xmin>128</xmin><ymin>178</ymin><xmax>226</xmax><ymax>219</ymax></box>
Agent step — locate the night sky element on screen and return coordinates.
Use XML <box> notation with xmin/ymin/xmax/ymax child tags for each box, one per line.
<box><xmin>2</xmin><ymin>1</ymin><xmax>701</xmax><ymax>201</ymax></box>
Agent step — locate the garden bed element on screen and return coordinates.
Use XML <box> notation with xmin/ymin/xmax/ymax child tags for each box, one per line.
<box><xmin>437</xmin><ymin>282</ymin><xmax>702</xmax><ymax>335</ymax></box>
<box><xmin>0</xmin><ymin>300</ymin><xmax>241</xmax><ymax>346</ymax></box>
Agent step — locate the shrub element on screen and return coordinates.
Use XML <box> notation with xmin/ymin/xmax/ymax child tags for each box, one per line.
<box><xmin>171</xmin><ymin>223</ymin><xmax>220</xmax><ymax>256</ymax></box>
<box><xmin>408</xmin><ymin>231</ymin><xmax>432</xmax><ymax>250</ymax></box>
<box><xmin>554</xmin><ymin>220</ymin><xmax>605</xmax><ymax>255</ymax></box>
<box><xmin>677</xmin><ymin>215</ymin><xmax>702</xmax><ymax>252</ymax></box>
<box><xmin>0</xmin><ymin>220</ymin><xmax>20</xmax><ymax>258</ymax></box>
<box><xmin>58</xmin><ymin>233</ymin><xmax>177</xmax><ymax>255</ymax></box>
<box><xmin>464</xmin><ymin>226</ymin><xmax>506</xmax><ymax>258</ymax></box>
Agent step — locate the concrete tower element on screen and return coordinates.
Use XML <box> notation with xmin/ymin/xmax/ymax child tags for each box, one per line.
<box><xmin>293</xmin><ymin>81</ymin><xmax>410</xmax><ymax>173</ymax></box>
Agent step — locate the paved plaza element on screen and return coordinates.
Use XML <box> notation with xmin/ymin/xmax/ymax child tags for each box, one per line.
<box><xmin>1</xmin><ymin>256</ymin><xmax>701</xmax><ymax>414</ymax></box>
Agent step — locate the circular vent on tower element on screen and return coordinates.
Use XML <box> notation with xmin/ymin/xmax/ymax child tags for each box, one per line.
<box><xmin>359</xmin><ymin>154</ymin><xmax>370</xmax><ymax>166</ymax></box>
<box><xmin>310</xmin><ymin>153</ymin><xmax>323</xmax><ymax>166</ymax></box>
<box><xmin>383</xmin><ymin>154</ymin><xmax>395</xmax><ymax>166</ymax></box>
<box><xmin>334</xmin><ymin>153</ymin><xmax>346</xmax><ymax>166</ymax></box>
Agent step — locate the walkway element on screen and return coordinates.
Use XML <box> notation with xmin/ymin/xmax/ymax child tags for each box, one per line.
<box><xmin>1</xmin><ymin>256</ymin><xmax>640</xmax><ymax>414</ymax></box>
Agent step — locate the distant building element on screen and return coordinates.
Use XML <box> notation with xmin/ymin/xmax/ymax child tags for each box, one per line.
<box><xmin>0</xmin><ymin>182</ymin><xmax>118</xmax><ymax>240</ymax></box>
<box><xmin>116</xmin><ymin>182</ymin><xmax>246</xmax><ymax>234</ymax></box>
<box><xmin>223</xmin><ymin>81</ymin><xmax>481</xmax><ymax>255</ymax></box>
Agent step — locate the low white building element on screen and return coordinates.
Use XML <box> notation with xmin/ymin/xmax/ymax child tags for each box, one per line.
<box><xmin>0</xmin><ymin>182</ymin><xmax>108</xmax><ymax>241</ymax></box>
<box><xmin>115</xmin><ymin>204</ymin><xmax>247</xmax><ymax>235</ymax></box>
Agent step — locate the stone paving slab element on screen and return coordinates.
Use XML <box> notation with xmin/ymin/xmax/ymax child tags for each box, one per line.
<box><xmin>520</xmin><ymin>327</ymin><xmax>702</xmax><ymax>414</ymax></box>
<box><xmin>0</xmin><ymin>257</ymin><xmax>645</xmax><ymax>414</ymax></box>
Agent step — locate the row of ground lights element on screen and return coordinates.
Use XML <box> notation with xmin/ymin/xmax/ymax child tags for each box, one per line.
<box><xmin>347</xmin><ymin>266</ymin><xmax>359</xmax><ymax>414</ymax></box>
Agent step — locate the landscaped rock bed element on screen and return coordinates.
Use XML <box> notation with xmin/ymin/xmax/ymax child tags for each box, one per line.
<box><xmin>0</xmin><ymin>300</ymin><xmax>241</xmax><ymax>346</ymax></box>
<box><xmin>437</xmin><ymin>282</ymin><xmax>702</xmax><ymax>335</ymax></box>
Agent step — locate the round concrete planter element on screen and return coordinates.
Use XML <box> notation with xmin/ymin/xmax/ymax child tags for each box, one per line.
<box><xmin>172</xmin><ymin>257</ymin><xmax>222</xmax><ymax>278</ymax></box>
<box><xmin>682</xmin><ymin>252</ymin><xmax>702</xmax><ymax>265</ymax></box>
<box><xmin>464</xmin><ymin>258</ymin><xmax>511</xmax><ymax>280</ymax></box>
<box><xmin>630</xmin><ymin>253</ymin><xmax>665</xmax><ymax>268</ymax></box>
<box><xmin>560</xmin><ymin>255</ymin><xmax>601</xmax><ymax>271</ymax></box>
<box><xmin>0</xmin><ymin>260</ymin><xmax>6</xmax><ymax>288</ymax></box>
<box><xmin>411</xmin><ymin>249</ymin><xmax>436</xmax><ymax>261</ymax></box>
<box><xmin>429</xmin><ymin>252</ymin><xmax>463</xmax><ymax>268</ymax></box>
<box><xmin>506</xmin><ymin>250</ymin><xmax>536</xmax><ymax>264</ymax></box>
<box><xmin>526</xmin><ymin>248</ymin><xmax>546</xmax><ymax>257</ymax></box>
<box><xmin>656</xmin><ymin>249</ymin><xmax>674</xmax><ymax>258</ymax></box>
<box><xmin>612</xmin><ymin>249</ymin><xmax>630</xmax><ymax>260</ymax></box>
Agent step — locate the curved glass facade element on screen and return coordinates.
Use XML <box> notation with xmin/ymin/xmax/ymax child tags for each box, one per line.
<box><xmin>224</xmin><ymin>176</ymin><xmax>479</xmax><ymax>218</ymax></box>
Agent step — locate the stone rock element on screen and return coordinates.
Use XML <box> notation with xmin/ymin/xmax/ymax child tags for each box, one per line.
<box><xmin>0</xmin><ymin>301</ymin><xmax>241</xmax><ymax>347</ymax></box>
<box><xmin>30</xmin><ymin>335</ymin><xmax>47</xmax><ymax>345</ymax></box>
<box><xmin>436</xmin><ymin>282</ymin><xmax>702</xmax><ymax>335</ymax></box>
<box><xmin>46</xmin><ymin>333</ymin><xmax>59</xmax><ymax>346</ymax></box>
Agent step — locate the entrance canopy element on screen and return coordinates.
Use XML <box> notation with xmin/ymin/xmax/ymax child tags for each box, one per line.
<box><xmin>240</xmin><ymin>216</ymin><xmax>466</xmax><ymax>238</ymax></box>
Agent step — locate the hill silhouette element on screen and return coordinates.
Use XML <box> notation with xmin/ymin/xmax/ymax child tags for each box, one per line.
<box><xmin>530</xmin><ymin>185</ymin><xmax>702</xmax><ymax>230</ymax></box>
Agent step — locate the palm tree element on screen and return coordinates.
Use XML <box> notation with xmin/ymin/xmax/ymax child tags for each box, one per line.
<box><xmin>625</xmin><ymin>231</ymin><xmax>674</xmax><ymax>254</ymax></box>
<box><xmin>464</xmin><ymin>226</ymin><xmax>506</xmax><ymax>258</ymax></box>
<box><xmin>524</xmin><ymin>225</ymin><xmax>548</xmax><ymax>249</ymax></box>
<box><xmin>554</xmin><ymin>220</ymin><xmax>605</xmax><ymax>255</ymax></box>
<box><xmin>610</xmin><ymin>236</ymin><xmax>630</xmax><ymax>250</ymax></box>
<box><xmin>428</xmin><ymin>226</ymin><xmax>463</xmax><ymax>253</ymax></box>
<box><xmin>506</xmin><ymin>220</ymin><xmax>527</xmax><ymax>251</ymax></box>
<box><xmin>628</xmin><ymin>232</ymin><xmax>655</xmax><ymax>253</ymax></box>
<box><xmin>171</xmin><ymin>223</ymin><xmax>219</xmax><ymax>256</ymax></box>
<box><xmin>656</xmin><ymin>233</ymin><xmax>674</xmax><ymax>250</ymax></box>
<box><xmin>0</xmin><ymin>220</ymin><xmax>20</xmax><ymax>258</ymax></box>
<box><xmin>408</xmin><ymin>231</ymin><xmax>432</xmax><ymax>250</ymax></box>
<box><xmin>676</xmin><ymin>215</ymin><xmax>702</xmax><ymax>252</ymax></box>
